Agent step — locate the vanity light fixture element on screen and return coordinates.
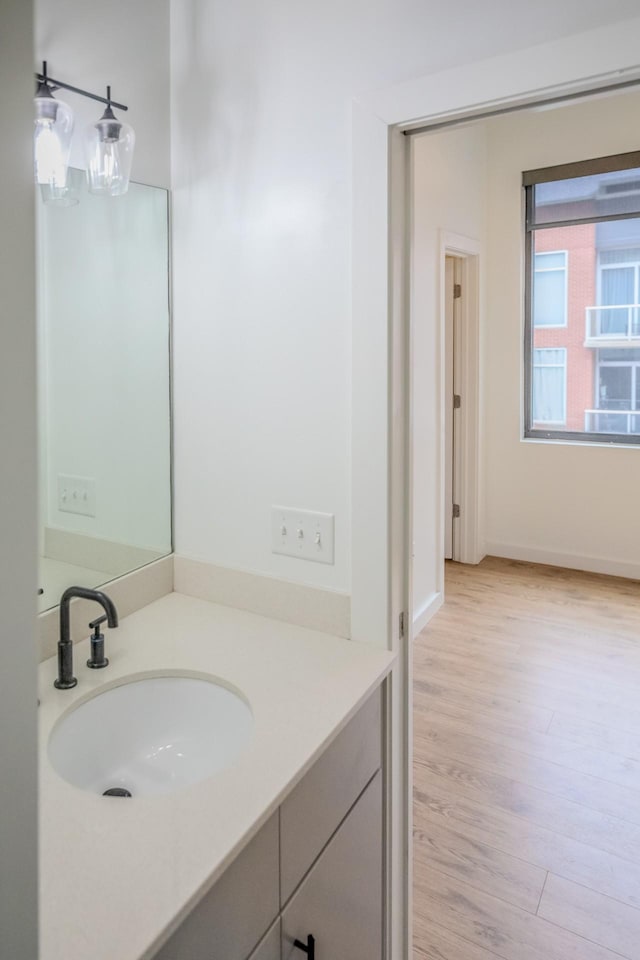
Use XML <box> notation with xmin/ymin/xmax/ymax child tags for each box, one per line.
<box><xmin>34</xmin><ymin>62</ymin><xmax>134</xmax><ymax>200</ymax></box>
<box><xmin>84</xmin><ymin>87</ymin><xmax>135</xmax><ymax>197</ymax></box>
<box><xmin>33</xmin><ymin>62</ymin><xmax>73</xmax><ymax>192</ymax></box>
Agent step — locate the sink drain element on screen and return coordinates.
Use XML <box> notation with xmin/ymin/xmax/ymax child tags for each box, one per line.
<box><xmin>102</xmin><ymin>787</ymin><xmax>132</xmax><ymax>798</ymax></box>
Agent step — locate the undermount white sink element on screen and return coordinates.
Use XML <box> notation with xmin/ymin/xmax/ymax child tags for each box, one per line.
<box><xmin>48</xmin><ymin>675</ymin><xmax>254</xmax><ymax>798</ymax></box>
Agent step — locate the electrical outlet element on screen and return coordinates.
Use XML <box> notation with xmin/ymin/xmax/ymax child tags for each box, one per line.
<box><xmin>271</xmin><ymin>506</ymin><xmax>335</xmax><ymax>565</ymax></box>
<box><xmin>58</xmin><ymin>474</ymin><xmax>96</xmax><ymax>517</ymax></box>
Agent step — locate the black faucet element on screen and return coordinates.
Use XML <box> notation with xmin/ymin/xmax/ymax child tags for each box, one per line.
<box><xmin>55</xmin><ymin>586</ymin><xmax>119</xmax><ymax>690</ymax></box>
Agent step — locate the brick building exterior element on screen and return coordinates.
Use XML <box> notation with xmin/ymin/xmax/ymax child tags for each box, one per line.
<box><xmin>533</xmin><ymin>224</ymin><xmax>596</xmax><ymax>432</ymax></box>
<box><xmin>529</xmin><ymin>165</ymin><xmax>640</xmax><ymax>438</ymax></box>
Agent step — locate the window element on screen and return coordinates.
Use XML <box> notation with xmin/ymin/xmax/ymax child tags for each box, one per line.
<box><xmin>534</xmin><ymin>252</ymin><xmax>567</xmax><ymax>327</ymax></box>
<box><xmin>524</xmin><ymin>150</ymin><xmax>640</xmax><ymax>443</ymax></box>
<box><xmin>532</xmin><ymin>348</ymin><xmax>566</xmax><ymax>424</ymax></box>
<box><xmin>587</xmin><ymin>348</ymin><xmax>640</xmax><ymax>434</ymax></box>
<box><xmin>597</xmin><ymin>248</ymin><xmax>640</xmax><ymax>338</ymax></box>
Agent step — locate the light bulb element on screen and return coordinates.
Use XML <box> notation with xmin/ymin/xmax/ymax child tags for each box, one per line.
<box><xmin>97</xmin><ymin>141</ymin><xmax>120</xmax><ymax>188</ymax></box>
<box><xmin>85</xmin><ymin>95</ymin><xmax>135</xmax><ymax>197</ymax></box>
<box><xmin>34</xmin><ymin>120</ymin><xmax>67</xmax><ymax>187</ymax></box>
<box><xmin>33</xmin><ymin>82</ymin><xmax>73</xmax><ymax>188</ymax></box>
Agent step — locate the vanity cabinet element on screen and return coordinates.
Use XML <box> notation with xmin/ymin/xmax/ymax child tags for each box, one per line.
<box><xmin>247</xmin><ymin>920</ymin><xmax>281</xmax><ymax>960</ymax></box>
<box><xmin>153</xmin><ymin>687</ymin><xmax>383</xmax><ymax>960</ymax></box>
<box><xmin>153</xmin><ymin>813</ymin><xmax>279</xmax><ymax>960</ymax></box>
<box><xmin>281</xmin><ymin>771</ymin><xmax>382</xmax><ymax>960</ymax></box>
<box><xmin>279</xmin><ymin>688</ymin><xmax>381</xmax><ymax>904</ymax></box>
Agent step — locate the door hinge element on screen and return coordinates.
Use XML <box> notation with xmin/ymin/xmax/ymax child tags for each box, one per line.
<box><xmin>399</xmin><ymin>611</ymin><xmax>406</xmax><ymax>639</ymax></box>
<box><xmin>453</xmin><ymin>503</ymin><xmax>461</xmax><ymax>519</ymax></box>
<box><xmin>453</xmin><ymin>283</ymin><xmax>462</xmax><ymax>299</ymax></box>
<box><xmin>453</xmin><ymin>394</ymin><xmax>461</xmax><ymax>409</ymax></box>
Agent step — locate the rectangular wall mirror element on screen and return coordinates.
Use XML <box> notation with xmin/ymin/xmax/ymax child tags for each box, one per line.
<box><xmin>36</xmin><ymin>168</ymin><xmax>172</xmax><ymax>612</ymax></box>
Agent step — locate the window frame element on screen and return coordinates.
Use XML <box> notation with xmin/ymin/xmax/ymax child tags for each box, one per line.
<box><xmin>523</xmin><ymin>149</ymin><xmax>640</xmax><ymax>445</ymax></box>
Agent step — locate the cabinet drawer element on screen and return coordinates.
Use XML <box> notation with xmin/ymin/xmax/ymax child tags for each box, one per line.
<box><xmin>280</xmin><ymin>688</ymin><xmax>381</xmax><ymax>904</ymax></box>
<box><xmin>153</xmin><ymin>812</ymin><xmax>279</xmax><ymax>960</ymax></box>
<box><xmin>281</xmin><ymin>770</ymin><xmax>382</xmax><ymax>960</ymax></box>
<box><xmin>247</xmin><ymin>919</ymin><xmax>281</xmax><ymax>960</ymax></box>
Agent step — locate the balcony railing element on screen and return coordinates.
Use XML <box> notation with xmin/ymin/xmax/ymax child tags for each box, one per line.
<box><xmin>584</xmin><ymin>409</ymin><xmax>640</xmax><ymax>434</ymax></box>
<box><xmin>585</xmin><ymin>304</ymin><xmax>640</xmax><ymax>345</ymax></box>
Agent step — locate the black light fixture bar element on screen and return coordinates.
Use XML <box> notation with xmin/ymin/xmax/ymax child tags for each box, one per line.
<box><xmin>35</xmin><ymin>61</ymin><xmax>128</xmax><ymax>112</ymax></box>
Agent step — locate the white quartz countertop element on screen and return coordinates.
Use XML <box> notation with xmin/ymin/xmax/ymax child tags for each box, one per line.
<box><xmin>38</xmin><ymin>592</ymin><xmax>395</xmax><ymax>960</ymax></box>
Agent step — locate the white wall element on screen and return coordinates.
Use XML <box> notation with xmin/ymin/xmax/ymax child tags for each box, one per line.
<box><xmin>170</xmin><ymin>0</ymin><xmax>640</xmax><ymax>598</ymax></box>
<box><xmin>484</xmin><ymin>89</ymin><xmax>640</xmax><ymax>577</ymax></box>
<box><xmin>35</xmin><ymin>0</ymin><xmax>171</xmax><ymax>188</ymax></box>
<box><xmin>0</xmin><ymin>2</ymin><xmax>38</xmax><ymax>955</ymax></box>
<box><xmin>411</xmin><ymin>126</ymin><xmax>487</xmax><ymax>624</ymax></box>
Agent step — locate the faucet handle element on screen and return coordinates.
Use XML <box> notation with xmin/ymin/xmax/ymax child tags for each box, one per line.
<box><xmin>89</xmin><ymin>615</ymin><xmax>108</xmax><ymax>636</ymax></box>
<box><xmin>87</xmin><ymin>615</ymin><xmax>109</xmax><ymax>670</ymax></box>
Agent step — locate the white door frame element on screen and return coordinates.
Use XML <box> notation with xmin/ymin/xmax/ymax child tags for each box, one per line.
<box><xmin>350</xmin><ymin>17</ymin><xmax>640</xmax><ymax>960</ymax></box>
<box><xmin>440</xmin><ymin>232</ymin><xmax>482</xmax><ymax>566</ymax></box>
<box><xmin>443</xmin><ymin>254</ymin><xmax>457</xmax><ymax>562</ymax></box>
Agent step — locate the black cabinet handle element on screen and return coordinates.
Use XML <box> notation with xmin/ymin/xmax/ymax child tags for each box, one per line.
<box><xmin>294</xmin><ymin>934</ymin><xmax>315</xmax><ymax>960</ymax></box>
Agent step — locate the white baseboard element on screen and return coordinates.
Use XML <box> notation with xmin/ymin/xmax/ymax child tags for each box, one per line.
<box><xmin>413</xmin><ymin>591</ymin><xmax>444</xmax><ymax>636</ymax></box>
<box><xmin>174</xmin><ymin>555</ymin><xmax>351</xmax><ymax>639</ymax></box>
<box><xmin>485</xmin><ymin>540</ymin><xmax>640</xmax><ymax>581</ymax></box>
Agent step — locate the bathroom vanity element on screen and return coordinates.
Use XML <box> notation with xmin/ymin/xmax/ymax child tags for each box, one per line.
<box><xmin>154</xmin><ymin>687</ymin><xmax>382</xmax><ymax>960</ymax></box>
<box><xmin>38</xmin><ymin>591</ymin><xmax>394</xmax><ymax>960</ymax></box>
<box><xmin>34</xmin><ymin>163</ymin><xmax>392</xmax><ymax>960</ymax></box>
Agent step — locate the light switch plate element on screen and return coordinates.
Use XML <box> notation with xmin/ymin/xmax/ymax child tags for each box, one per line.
<box><xmin>271</xmin><ymin>506</ymin><xmax>335</xmax><ymax>565</ymax></box>
<box><xmin>58</xmin><ymin>474</ymin><xmax>96</xmax><ymax>517</ymax></box>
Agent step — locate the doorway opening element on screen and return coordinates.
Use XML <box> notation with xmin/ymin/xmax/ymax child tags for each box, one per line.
<box><xmin>351</xmin><ymin>31</ymin><xmax>640</xmax><ymax>960</ymax></box>
<box><xmin>408</xmin><ymin>82</ymin><xmax>640</xmax><ymax>960</ymax></box>
<box><xmin>444</xmin><ymin>254</ymin><xmax>462</xmax><ymax>561</ymax></box>
<box><xmin>441</xmin><ymin>241</ymin><xmax>481</xmax><ymax>566</ymax></box>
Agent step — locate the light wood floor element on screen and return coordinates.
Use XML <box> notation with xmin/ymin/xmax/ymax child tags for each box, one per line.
<box><xmin>413</xmin><ymin>556</ymin><xmax>640</xmax><ymax>960</ymax></box>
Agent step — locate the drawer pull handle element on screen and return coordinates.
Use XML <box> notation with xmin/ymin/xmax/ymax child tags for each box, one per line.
<box><xmin>294</xmin><ymin>934</ymin><xmax>315</xmax><ymax>959</ymax></box>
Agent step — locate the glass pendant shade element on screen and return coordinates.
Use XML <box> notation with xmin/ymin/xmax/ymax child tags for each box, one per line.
<box><xmin>33</xmin><ymin>85</ymin><xmax>73</xmax><ymax>188</ymax></box>
<box><xmin>39</xmin><ymin>182</ymin><xmax>79</xmax><ymax>207</ymax></box>
<box><xmin>84</xmin><ymin>104</ymin><xmax>135</xmax><ymax>197</ymax></box>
